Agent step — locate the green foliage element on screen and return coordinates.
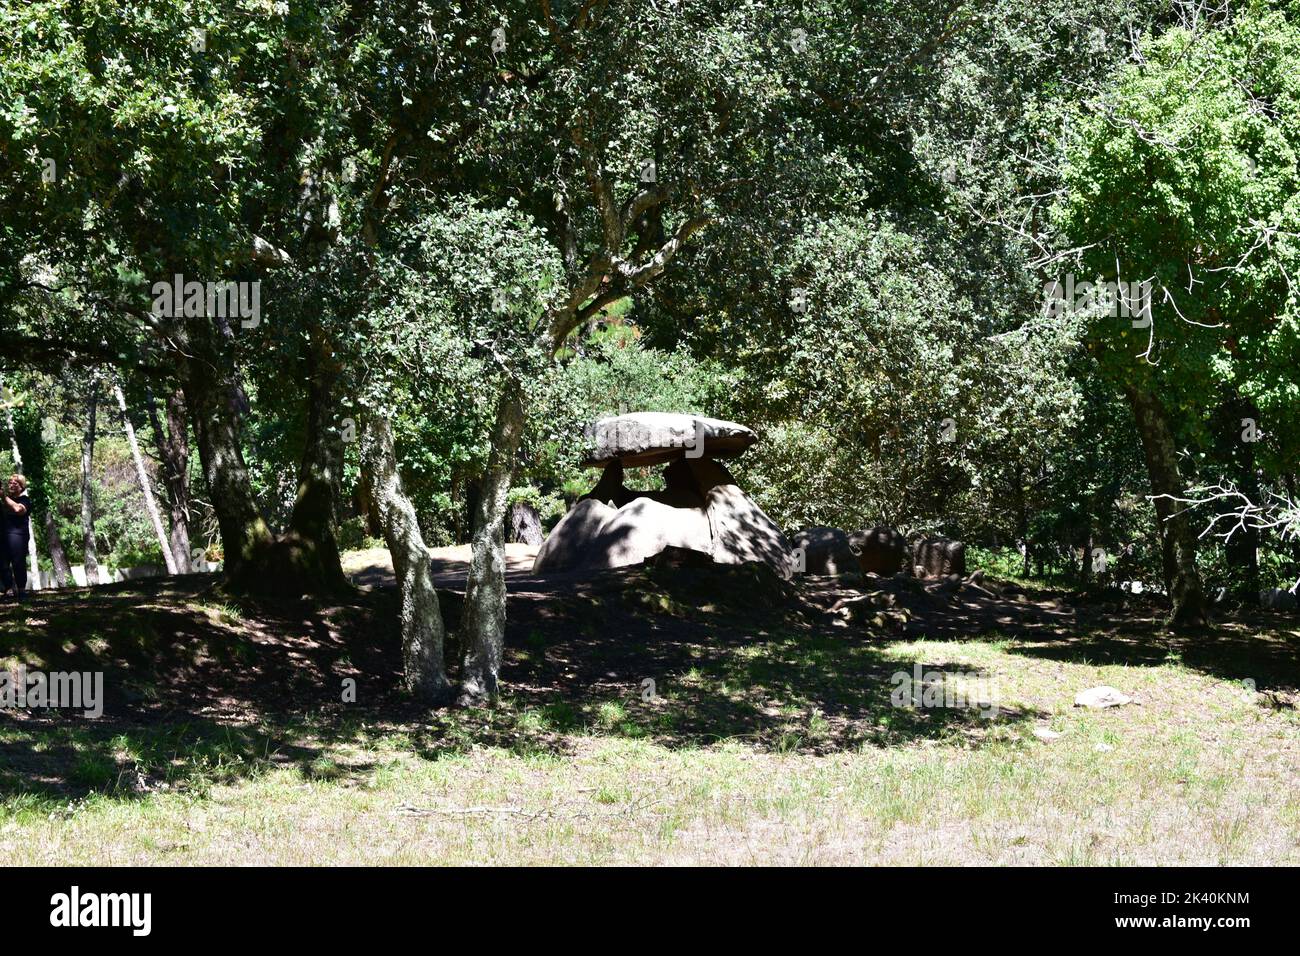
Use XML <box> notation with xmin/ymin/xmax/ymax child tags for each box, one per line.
<box><xmin>338</xmin><ymin>198</ymin><xmax>562</xmax><ymax>541</ymax></box>
<box><xmin>0</xmin><ymin>0</ymin><xmax>1296</xmax><ymax>603</ymax></box>
<box><xmin>1058</xmin><ymin>9</ymin><xmax>1300</xmax><ymax>457</ymax></box>
<box><xmin>1053</xmin><ymin>4</ymin><xmax>1300</xmax><ymax>586</ymax></box>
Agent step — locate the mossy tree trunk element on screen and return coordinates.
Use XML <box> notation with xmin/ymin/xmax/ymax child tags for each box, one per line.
<box><xmin>458</xmin><ymin>384</ymin><xmax>527</xmax><ymax>704</ymax></box>
<box><xmin>359</xmin><ymin>410</ymin><xmax>452</xmax><ymax>704</ymax></box>
<box><xmin>182</xmin><ymin>351</ymin><xmax>277</xmax><ymax>588</ymax></box>
<box><xmin>281</xmin><ymin>330</ymin><xmax>349</xmax><ymax>593</ymax></box>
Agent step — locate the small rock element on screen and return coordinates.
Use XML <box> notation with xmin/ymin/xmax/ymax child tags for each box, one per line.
<box><xmin>1074</xmin><ymin>686</ymin><xmax>1132</xmax><ymax>709</ymax></box>
<box><xmin>1095</xmin><ymin>743</ymin><xmax>1114</xmax><ymax>752</ymax></box>
<box><xmin>1033</xmin><ymin>726</ymin><xmax>1063</xmax><ymax>741</ymax></box>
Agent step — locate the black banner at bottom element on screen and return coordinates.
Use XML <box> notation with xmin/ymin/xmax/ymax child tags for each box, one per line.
<box><xmin>0</xmin><ymin>866</ymin><xmax>1277</xmax><ymax>940</ymax></box>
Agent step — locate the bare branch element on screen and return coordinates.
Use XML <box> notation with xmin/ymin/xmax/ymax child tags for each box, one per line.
<box><xmin>1156</xmin><ymin>484</ymin><xmax>1300</xmax><ymax>544</ymax></box>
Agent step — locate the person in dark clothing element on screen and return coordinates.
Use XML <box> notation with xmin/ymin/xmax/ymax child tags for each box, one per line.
<box><xmin>0</xmin><ymin>474</ymin><xmax>32</xmax><ymax>601</ymax></box>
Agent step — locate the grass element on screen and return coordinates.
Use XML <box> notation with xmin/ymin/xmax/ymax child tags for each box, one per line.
<box><xmin>3</xmin><ymin>626</ymin><xmax>1298</xmax><ymax>865</ymax></box>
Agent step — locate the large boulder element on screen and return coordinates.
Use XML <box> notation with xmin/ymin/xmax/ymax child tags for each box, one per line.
<box><xmin>583</xmin><ymin>413</ymin><xmax>757</xmax><ymax>468</ymax></box>
<box><xmin>585</xmin><ymin>498</ymin><xmax>714</xmax><ymax>570</ymax></box>
<box><xmin>911</xmin><ymin>535</ymin><xmax>967</xmax><ymax>579</ymax></box>
<box><xmin>532</xmin><ymin>498</ymin><xmax>617</xmax><ymax>574</ymax></box>
<box><xmin>791</xmin><ymin>526</ymin><xmax>856</xmax><ymax>576</ymax></box>
<box><xmin>849</xmin><ymin>525</ymin><xmax>908</xmax><ymax>575</ymax></box>
<box><xmin>705</xmin><ymin>484</ymin><xmax>794</xmax><ymax>580</ymax></box>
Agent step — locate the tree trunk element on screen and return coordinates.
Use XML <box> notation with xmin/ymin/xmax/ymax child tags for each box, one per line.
<box><xmin>147</xmin><ymin>387</ymin><xmax>193</xmax><ymax>573</ymax></box>
<box><xmin>358</xmin><ymin>410</ymin><xmax>452</xmax><ymax>704</ymax></box>
<box><xmin>1224</xmin><ymin>395</ymin><xmax>1260</xmax><ymax>603</ymax></box>
<box><xmin>459</xmin><ymin>384</ymin><xmax>527</xmax><ymax>704</ymax></box>
<box><xmin>23</xmin><ymin>510</ymin><xmax>38</xmax><ymax>589</ymax></box>
<box><xmin>1224</xmin><ymin>506</ymin><xmax>1259</xmax><ymax>602</ymax></box>
<box><xmin>1080</xmin><ymin>522</ymin><xmax>1093</xmax><ymax>585</ymax></box>
<box><xmin>80</xmin><ymin>377</ymin><xmax>100</xmax><ymax>586</ymax></box>
<box><xmin>355</xmin><ymin>479</ymin><xmax>383</xmax><ymax>539</ymax></box>
<box><xmin>182</xmin><ymin>356</ymin><xmax>276</xmax><ymax>587</ymax></box>
<box><xmin>283</xmin><ymin>331</ymin><xmax>349</xmax><ymax>593</ymax></box>
<box><xmin>507</xmin><ymin>501</ymin><xmax>543</xmax><ymax>546</ymax></box>
<box><xmin>1123</xmin><ymin>383</ymin><xmax>1208</xmax><ymax>627</ymax></box>
<box><xmin>42</xmin><ymin>511</ymin><xmax>71</xmax><ymax>588</ymax></box>
<box><xmin>113</xmin><ymin>380</ymin><xmax>178</xmax><ymax>575</ymax></box>
<box><xmin>179</xmin><ymin>332</ymin><xmax>349</xmax><ymax>593</ymax></box>
<box><xmin>1011</xmin><ymin>462</ymin><xmax>1031</xmax><ymax>577</ymax></box>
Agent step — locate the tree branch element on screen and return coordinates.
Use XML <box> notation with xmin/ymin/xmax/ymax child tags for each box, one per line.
<box><xmin>570</xmin><ymin>121</ymin><xmax>623</xmax><ymax>252</ymax></box>
<box><xmin>613</xmin><ymin>215</ymin><xmax>711</xmax><ymax>287</ymax></box>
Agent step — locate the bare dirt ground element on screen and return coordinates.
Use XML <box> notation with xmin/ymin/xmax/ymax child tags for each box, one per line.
<box><xmin>342</xmin><ymin>543</ymin><xmax>541</xmax><ymax>588</ymax></box>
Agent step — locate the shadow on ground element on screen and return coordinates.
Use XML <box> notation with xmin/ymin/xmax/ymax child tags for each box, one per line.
<box><xmin>2</xmin><ymin>556</ymin><xmax>1296</xmax><ymax>801</ymax></box>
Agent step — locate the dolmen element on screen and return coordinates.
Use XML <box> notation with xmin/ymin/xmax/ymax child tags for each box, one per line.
<box><xmin>532</xmin><ymin>412</ymin><xmax>795</xmax><ymax>579</ymax></box>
